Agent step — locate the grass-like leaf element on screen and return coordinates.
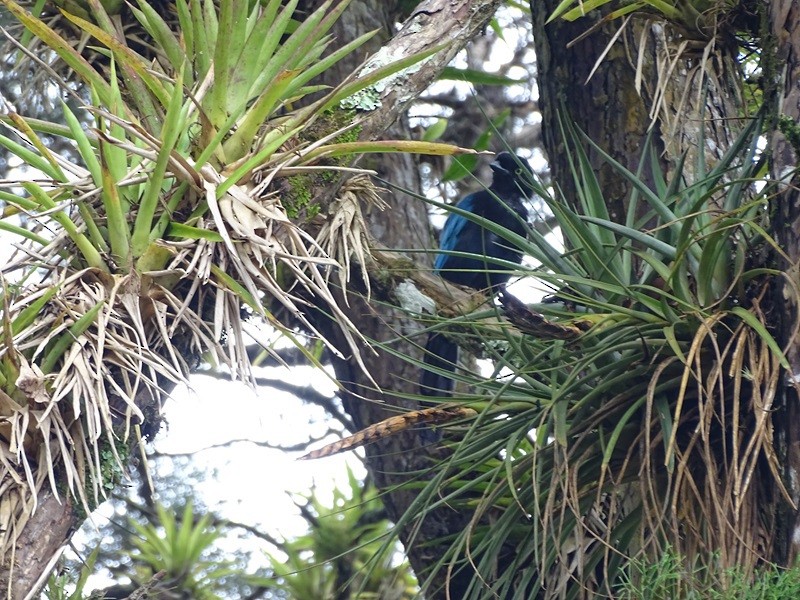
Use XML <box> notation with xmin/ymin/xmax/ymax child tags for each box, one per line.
<box><xmin>384</xmin><ymin>111</ymin><xmax>787</xmax><ymax>598</ymax></box>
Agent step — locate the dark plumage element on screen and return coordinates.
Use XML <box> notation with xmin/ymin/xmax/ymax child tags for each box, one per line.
<box><xmin>420</xmin><ymin>152</ymin><xmax>532</xmax><ymax>397</ymax></box>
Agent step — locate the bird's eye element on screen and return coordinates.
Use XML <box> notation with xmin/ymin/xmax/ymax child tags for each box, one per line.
<box><xmin>515</xmin><ymin>168</ymin><xmax>523</xmax><ymax>176</ymax></box>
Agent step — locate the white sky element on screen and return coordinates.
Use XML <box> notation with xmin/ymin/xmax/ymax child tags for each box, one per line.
<box><xmin>69</xmin><ymin>369</ymin><xmax>365</xmax><ymax>589</ymax></box>
<box><xmin>157</xmin><ymin>371</ymin><xmax>359</xmax><ymax>529</ymax></box>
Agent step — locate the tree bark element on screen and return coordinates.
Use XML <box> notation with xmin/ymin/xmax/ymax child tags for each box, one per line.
<box><xmin>304</xmin><ymin>0</ymin><xmax>504</xmax><ymax>595</ymax></box>
<box><xmin>531</xmin><ymin>2</ymin><xmax>744</xmax><ymax>219</ymax></box>
<box><xmin>0</xmin><ymin>490</ymin><xmax>73</xmax><ymax>599</ymax></box>
<box><xmin>532</xmin><ymin>1</ymin><xmax>659</xmax><ymax>222</ymax></box>
<box><xmin>531</xmin><ymin>0</ymin><xmax>766</xmax><ymax>581</ymax></box>
<box><xmin>768</xmin><ymin>0</ymin><xmax>800</xmax><ymax>568</ymax></box>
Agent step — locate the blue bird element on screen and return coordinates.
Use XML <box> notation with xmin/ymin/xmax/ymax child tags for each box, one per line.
<box><xmin>420</xmin><ymin>152</ymin><xmax>532</xmax><ymax>397</ymax></box>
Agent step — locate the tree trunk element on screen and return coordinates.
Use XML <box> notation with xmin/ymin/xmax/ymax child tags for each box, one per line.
<box><xmin>768</xmin><ymin>0</ymin><xmax>800</xmax><ymax>568</ymax></box>
<box><xmin>532</xmin><ymin>1</ymin><xmax>659</xmax><ymax>222</ymax></box>
<box><xmin>530</xmin><ymin>0</ymin><xmax>765</xmax><ymax>581</ymax></box>
<box><xmin>304</xmin><ymin>0</ymin><xmax>504</xmax><ymax>595</ymax></box>
<box><xmin>532</xmin><ymin>2</ymin><xmax>744</xmax><ymax>218</ymax></box>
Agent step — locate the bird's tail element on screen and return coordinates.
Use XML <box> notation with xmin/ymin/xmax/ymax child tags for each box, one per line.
<box><xmin>420</xmin><ymin>332</ymin><xmax>458</xmax><ymax>397</ymax></box>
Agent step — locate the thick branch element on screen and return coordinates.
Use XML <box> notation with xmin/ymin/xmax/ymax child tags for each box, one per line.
<box><xmin>1</xmin><ymin>489</ymin><xmax>73</xmax><ymax>600</ymax></box>
<box><xmin>357</xmin><ymin>0</ymin><xmax>503</xmax><ymax>141</ymax></box>
<box><xmin>308</xmin><ymin>0</ymin><xmax>503</xmax><ymax>213</ymax></box>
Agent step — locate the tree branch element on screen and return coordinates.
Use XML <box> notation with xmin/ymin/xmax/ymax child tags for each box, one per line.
<box><xmin>358</xmin><ymin>0</ymin><xmax>504</xmax><ymax>140</ymax></box>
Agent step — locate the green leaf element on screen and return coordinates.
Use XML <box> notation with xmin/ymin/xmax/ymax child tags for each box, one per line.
<box><xmin>7</xmin><ymin>113</ymin><xmax>67</xmax><ymax>181</ymax></box>
<box><xmin>60</xmin><ymin>10</ymin><xmax>171</xmax><ymax>110</ymax></box>
<box><xmin>552</xmin><ymin>397</ymin><xmax>568</xmax><ymax>447</ymax></box>
<box><xmin>442</xmin><ymin>154</ymin><xmax>479</xmax><ymax>182</ymax></box>
<box><xmin>602</xmin><ymin>396</ymin><xmax>646</xmax><ymax>467</ymax></box>
<box><xmin>1</xmin><ymin>0</ymin><xmax>114</xmax><ymax>104</ymax></box>
<box><xmin>132</xmin><ymin>0</ymin><xmax>187</xmax><ymax>77</ymax></box>
<box><xmin>61</xmin><ymin>101</ymin><xmax>101</xmax><ymax>185</ymax></box>
<box><xmin>40</xmin><ymin>300</ymin><xmax>106</xmax><ymax>374</ymax></box>
<box><xmin>131</xmin><ymin>65</ymin><xmax>187</xmax><ymax>258</ymax></box>
<box><xmin>283</xmin><ymin>29</ymin><xmax>378</xmax><ymax>101</ymax></box>
<box><xmin>303</xmin><ymin>140</ymin><xmax>482</xmax><ymax>161</ymax></box>
<box><xmin>580</xmin><ymin>215</ymin><xmax>677</xmax><ymax>259</ymax></box>
<box><xmin>730</xmin><ymin>306</ymin><xmax>790</xmax><ymax>369</ymax></box>
<box><xmin>442</xmin><ymin>109</ymin><xmax>510</xmax><ymax>182</ymax></box>
<box><xmin>439</xmin><ymin>66</ymin><xmax>528</xmax><ymax>86</ymax></box>
<box><xmin>216</xmin><ymin>122</ymin><xmax>304</xmax><ymax>197</ymax></box>
<box><xmin>23</xmin><ymin>182</ymin><xmax>106</xmax><ymax>270</ymax></box>
<box><xmin>166</xmin><ymin>223</ymin><xmax>224</xmax><ymax>242</ymax></box>
<box><xmin>233</xmin><ymin>0</ymin><xmax>294</xmax><ymax>99</ymax></box>
<box><xmin>223</xmin><ymin>68</ymin><xmax>300</xmax><ymax>161</ymax></box>
<box><xmin>0</xmin><ymin>133</ymin><xmax>63</xmax><ymax>181</ymax></box>
<box><xmin>555</xmin><ymin>0</ymin><xmax>613</xmax><ymax>22</ymax></box>
<box><xmin>12</xmin><ymin>287</ymin><xmax>58</xmax><ymax>335</ymax></box>
<box><xmin>236</xmin><ymin>0</ymin><xmax>301</xmax><ymax>112</ymax></box>
<box><xmin>0</xmin><ymin>219</ymin><xmax>49</xmax><ymax>247</ymax></box>
<box><xmin>422</xmin><ymin>118</ymin><xmax>448</xmax><ymax>142</ymax></box>
<box><xmin>662</xmin><ymin>324</ymin><xmax>688</xmax><ymax>363</ymax></box>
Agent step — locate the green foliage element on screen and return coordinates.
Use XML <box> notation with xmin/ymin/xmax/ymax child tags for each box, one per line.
<box><xmin>546</xmin><ymin>0</ymin><xmax>760</xmax><ymax>46</ymax></box>
<box><xmin>266</xmin><ymin>467</ymin><xmax>417</xmax><ymax>599</ymax></box>
<box><xmin>438</xmin><ymin>66</ymin><xmax>528</xmax><ymax>86</ymax></box>
<box><xmin>391</xmin><ymin>112</ymin><xmax>786</xmax><ymax>598</ymax></box>
<box><xmin>127</xmin><ymin>501</ymin><xmax>234</xmax><ymax>599</ymax></box>
<box><xmin>617</xmin><ymin>550</ymin><xmax>800</xmax><ymax>600</ymax></box>
<box><xmin>549</xmin><ymin>0</ymin><xmax>682</xmax><ymax>27</ymax></box>
<box><xmin>0</xmin><ymin>0</ymin><xmax>461</xmax><ymax>269</ymax></box>
<box><xmin>442</xmin><ymin>108</ymin><xmax>511</xmax><ymax>181</ymax></box>
<box><xmin>43</xmin><ymin>547</ymin><xmax>100</xmax><ymax>600</ymax></box>
<box><xmin>44</xmin><ymin>496</ymin><xmax>271</xmax><ymax>599</ymax></box>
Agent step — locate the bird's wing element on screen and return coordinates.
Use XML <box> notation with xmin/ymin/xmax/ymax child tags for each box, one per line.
<box><xmin>440</xmin><ymin>194</ymin><xmax>477</xmax><ymax>248</ymax></box>
<box><xmin>435</xmin><ymin>193</ymin><xmax>482</xmax><ymax>271</ymax></box>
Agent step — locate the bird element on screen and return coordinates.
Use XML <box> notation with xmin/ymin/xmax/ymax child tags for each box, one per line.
<box><xmin>420</xmin><ymin>152</ymin><xmax>532</xmax><ymax>398</ymax></box>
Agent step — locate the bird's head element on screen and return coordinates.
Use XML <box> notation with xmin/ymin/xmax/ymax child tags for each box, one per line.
<box><xmin>490</xmin><ymin>152</ymin><xmax>534</xmax><ymax>196</ymax></box>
